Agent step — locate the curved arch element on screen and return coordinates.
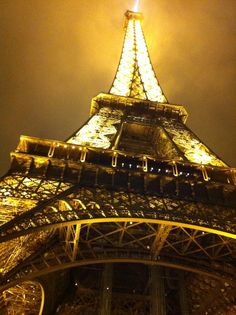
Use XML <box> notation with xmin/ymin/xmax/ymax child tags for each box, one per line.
<box><xmin>1</xmin><ymin>216</ymin><xmax>236</xmax><ymax>244</ymax></box>
<box><xmin>41</xmin><ymin>217</ymin><xmax>236</xmax><ymax>239</ymax></box>
<box><xmin>1</xmin><ymin>280</ymin><xmax>44</xmax><ymax>315</ymax></box>
<box><xmin>1</xmin><ymin>256</ymin><xmax>235</xmax><ymax>294</ymax></box>
<box><xmin>0</xmin><ymin>187</ymin><xmax>235</xmax><ymax>243</ymax></box>
<box><xmin>38</xmin><ymin>281</ymin><xmax>45</xmax><ymax>315</ymax></box>
<box><xmin>1</xmin><ymin>216</ymin><xmax>235</xmax><ymax>297</ymax></box>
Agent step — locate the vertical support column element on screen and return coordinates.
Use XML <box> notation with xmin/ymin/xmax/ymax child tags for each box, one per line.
<box><xmin>40</xmin><ymin>271</ymin><xmax>70</xmax><ymax>315</ymax></box>
<box><xmin>150</xmin><ymin>266</ymin><xmax>166</xmax><ymax>315</ymax></box>
<box><xmin>100</xmin><ymin>264</ymin><xmax>113</xmax><ymax>315</ymax></box>
<box><xmin>178</xmin><ymin>272</ymin><xmax>190</xmax><ymax>315</ymax></box>
<box><xmin>112</xmin><ymin>121</ymin><xmax>125</xmax><ymax>150</ymax></box>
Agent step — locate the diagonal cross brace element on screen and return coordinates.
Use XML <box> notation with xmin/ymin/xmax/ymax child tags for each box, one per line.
<box><xmin>151</xmin><ymin>225</ymin><xmax>173</xmax><ymax>259</ymax></box>
<box><xmin>0</xmin><ymin>184</ymin><xmax>81</xmax><ymax>239</ymax></box>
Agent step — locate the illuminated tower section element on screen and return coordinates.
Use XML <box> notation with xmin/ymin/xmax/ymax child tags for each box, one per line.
<box><xmin>67</xmin><ymin>10</ymin><xmax>226</xmax><ymax>167</ymax></box>
<box><xmin>110</xmin><ymin>11</ymin><xmax>167</xmax><ymax>102</ymax></box>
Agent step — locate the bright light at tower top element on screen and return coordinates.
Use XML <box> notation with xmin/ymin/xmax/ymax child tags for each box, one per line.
<box><xmin>133</xmin><ymin>0</ymin><xmax>140</xmax><ymax>12</ymax></box>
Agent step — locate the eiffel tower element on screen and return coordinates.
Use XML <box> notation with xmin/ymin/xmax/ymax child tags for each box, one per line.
<box><xmin>0</xmin><ymin>5</ymin><xmax>235</xmax><ymax>315</ymax></box>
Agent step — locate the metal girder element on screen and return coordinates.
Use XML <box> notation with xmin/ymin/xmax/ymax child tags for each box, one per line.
<box><xmin>0</xmin><ymin>231</ymin><xmax>235</xmax><ymax>294</ymax></box>
<box><xmin>109</xmin><ymin>12</ymin><xmax>167</xmax><ymax>103</ymax></box>
<box><xmin>160</xmin><ymin>118</ymin><xmax>226</xmax><ymax>167</ymax></box>
<box><xmin>0</xmin><ymin>187</ymin><xmax>235</xmax><ymax>243</ymax></box>
<box><xmin>178</xmin><ymin>272</ymin><xmax>190</xmax><ymax>315</ymax></box>
<box><xmin>0</xmin><ymin>172</ymin><xmax>72</xmax><ymax>202</ymax></box>
<box><xmin>0</xmin><ymin>281</ymin><xmax>43</xmax><ymax>315</ymax></box>
<box><xmin>100</xmin><ymin>264</ymin><xmax>113</xmax><ymax>315</ymax></box>
<box><xmin>7</xmin><ymin>150</ymin><xmax>236</xmax><ymax>209</ymax></box>
<box><xmin>151</xmin><ymin>225</ymin><xmax>173</xmax><ymax>259</ymax></box>
<box><xmin>0</xmin><ymin>184</ymin><xmax>81</xmax><ymax>241</ymax></box>
<box><xmin>61</xmin><ymin>224</ymin><xmax>81</xmax><ymax>262</ymax></box>
<box><xmin>1</xmin><ymin>220</ymin><xmax>235</xmax><ymax>295</ymax></box>
<box><xmin>150</xmin><ymin>266</ymin><xmax>166</xmax><ymax>315</ymax></box>
<box><xmin>79</xmin><ymin>223</ymin><xmax>236</xmax><ymax>262</ymax></box>
<box><xmin>0</xmin><ymin>254</ymin><xmax>235</xmax><ymax>295</ymax></box>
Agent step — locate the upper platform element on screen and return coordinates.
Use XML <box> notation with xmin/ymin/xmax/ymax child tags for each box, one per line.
<box><xmin>90</xmin><ymin>93</ymin><xmax>187</xmax><ymax>123</ymax></box>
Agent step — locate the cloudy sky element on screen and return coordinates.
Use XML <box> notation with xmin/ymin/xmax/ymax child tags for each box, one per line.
<box><xmin>0</xmin><ymin>0</ymin><xmax>235</xmax><ymax>175</ymax></box>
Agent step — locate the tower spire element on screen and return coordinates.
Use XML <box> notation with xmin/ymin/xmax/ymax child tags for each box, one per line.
<box><xmin>110</xmin><ymin>9</ymin><xmax>167</xmax><ymax>103</ymax></box>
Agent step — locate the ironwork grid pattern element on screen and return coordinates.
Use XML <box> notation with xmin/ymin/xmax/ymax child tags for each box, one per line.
<box><xmin>110</xmin><ymin>11</ymin><xmax>167</xmax><ymax>103</ymax></box>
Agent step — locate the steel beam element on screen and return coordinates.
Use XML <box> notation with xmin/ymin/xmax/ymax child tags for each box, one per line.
<box><xmin>150</xmin><ymin>266</ymin><xmax>166</xmax><ymax>315</ymax></box>
<box><xmin>178</xmin><ymin>272</ymin><xmax>190</xmax><ymax>315</ymax></box>
<box><xmin>100</xmin><ymin>264</ymin><xmax>113</xmax><ymax>315</ymax></box>
<box><xmin>0</xmin><ymin>187</ymin><xmax>235</xmax><ymax>243</ymax></box>
<box><xmin>151</xmin><ymin>225</ymin><xmax>172</xmax><ymax>259</ymax></box>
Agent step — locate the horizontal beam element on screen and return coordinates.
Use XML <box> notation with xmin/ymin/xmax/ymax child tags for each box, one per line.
<box><xmin>0</xmin><ymin>199</ymin><xmax>236</xmax><ymax>243</ymax></box>
<box><xmin>0</xmin><ymin>188</ymin><xmax>235</xmax><ymax>243</ymax></box>
<box><xmin>1</xmin><ymin>253</ymin><xmax>235</xmax><ymax>294</ymax></box>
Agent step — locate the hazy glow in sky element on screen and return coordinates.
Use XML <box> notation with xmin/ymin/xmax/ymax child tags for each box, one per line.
<box><xmin>133</xmin><ymin>0</ymin><xmax>140</xmax><ymax>12</ymax></box>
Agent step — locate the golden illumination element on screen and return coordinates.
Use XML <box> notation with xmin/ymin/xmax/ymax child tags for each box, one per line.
<box><xmin>110</xmin><ymin>12</ymin><xmax>167</xmax><ymax>103</ymax></box>
<box><xmin>162</xmin><ymin>119</ymin><xmax>226</xmax><ymax>166</ymax></box>
<box><xmin>68</xmin><ymin>107</ymin><xmax>123</xmax><ymax>149</ymax></box>
<box><xmin>133</xmin><ymin>0</ymin><xmax>140</xmax><ymax>12</ymax></box>
<box><xmin>0</xmin><ymin>174</ymin><xmax>71</xmax><ymax>279</ymax></box>
<box><xmin>2</xmin><ymin>282</ymin><xmax>43</xmax><ymax>315</ymax></box>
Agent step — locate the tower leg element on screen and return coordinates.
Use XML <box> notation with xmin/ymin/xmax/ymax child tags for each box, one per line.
<box><xmin>178</xmin><ymin>272</ymin><xmax>190</xmax><ymax>315</ymax></box>
<box><xmin>150</xmin><ymin>266</ymin><xmax>166</xmax><ymax>315</ymax></box>
<box><xmin>100</xmin><ymin>264</ymin><xmax>113</xmax><ymax>315</ymax></box>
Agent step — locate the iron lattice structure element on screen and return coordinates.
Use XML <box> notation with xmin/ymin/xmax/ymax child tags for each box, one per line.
<box><xmin>0</xmin><ymin>9</ymin><xmax>235</xmax><ymax>315</ymax></box>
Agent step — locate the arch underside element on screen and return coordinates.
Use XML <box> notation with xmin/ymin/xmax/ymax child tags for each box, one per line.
<box><xmin>0</xmin><ymin>219</ymin><xmax>235</xmax><ymax>292</ymax></box>
<box><xmin>0</xmin><ymin>186</ymin><xmax>235</xmax><ymax>311</ymax></box>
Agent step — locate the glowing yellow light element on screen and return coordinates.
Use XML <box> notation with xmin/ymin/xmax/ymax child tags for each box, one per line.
<box><xmin>110</xmin><ymin>12</ymin><xmax>167</xmax><ymax>103</ymax></box>
<box><xmin>162</xmin><ymin>119</ymin><xmax>226</xmax><ymax>167</ymax></box>
<box><xmin>190</xmin><ymin>151</ymin><xmax>214</xmax><ymax>165</ymax></box>
<box><xmin>133</xmin><ymin>0</ymin><xmax>140</xmax><ymax>12</ymax></box>
<box><xmin>67</xmin><ymin>108</ymin><xmax>123</xmax><ymax>149</ymax></box>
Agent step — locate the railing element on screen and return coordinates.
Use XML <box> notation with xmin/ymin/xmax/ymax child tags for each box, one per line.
<box><xmin>14</xmin><ymin>136</ymin><xmax>236</xmax><ymax>186</ymax></box>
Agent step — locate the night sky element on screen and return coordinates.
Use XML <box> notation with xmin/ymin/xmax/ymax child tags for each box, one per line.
<box><xmin>0</xmin><ymin>0</ymin><xmax>235</xmax><ymax>176</ymax></box>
